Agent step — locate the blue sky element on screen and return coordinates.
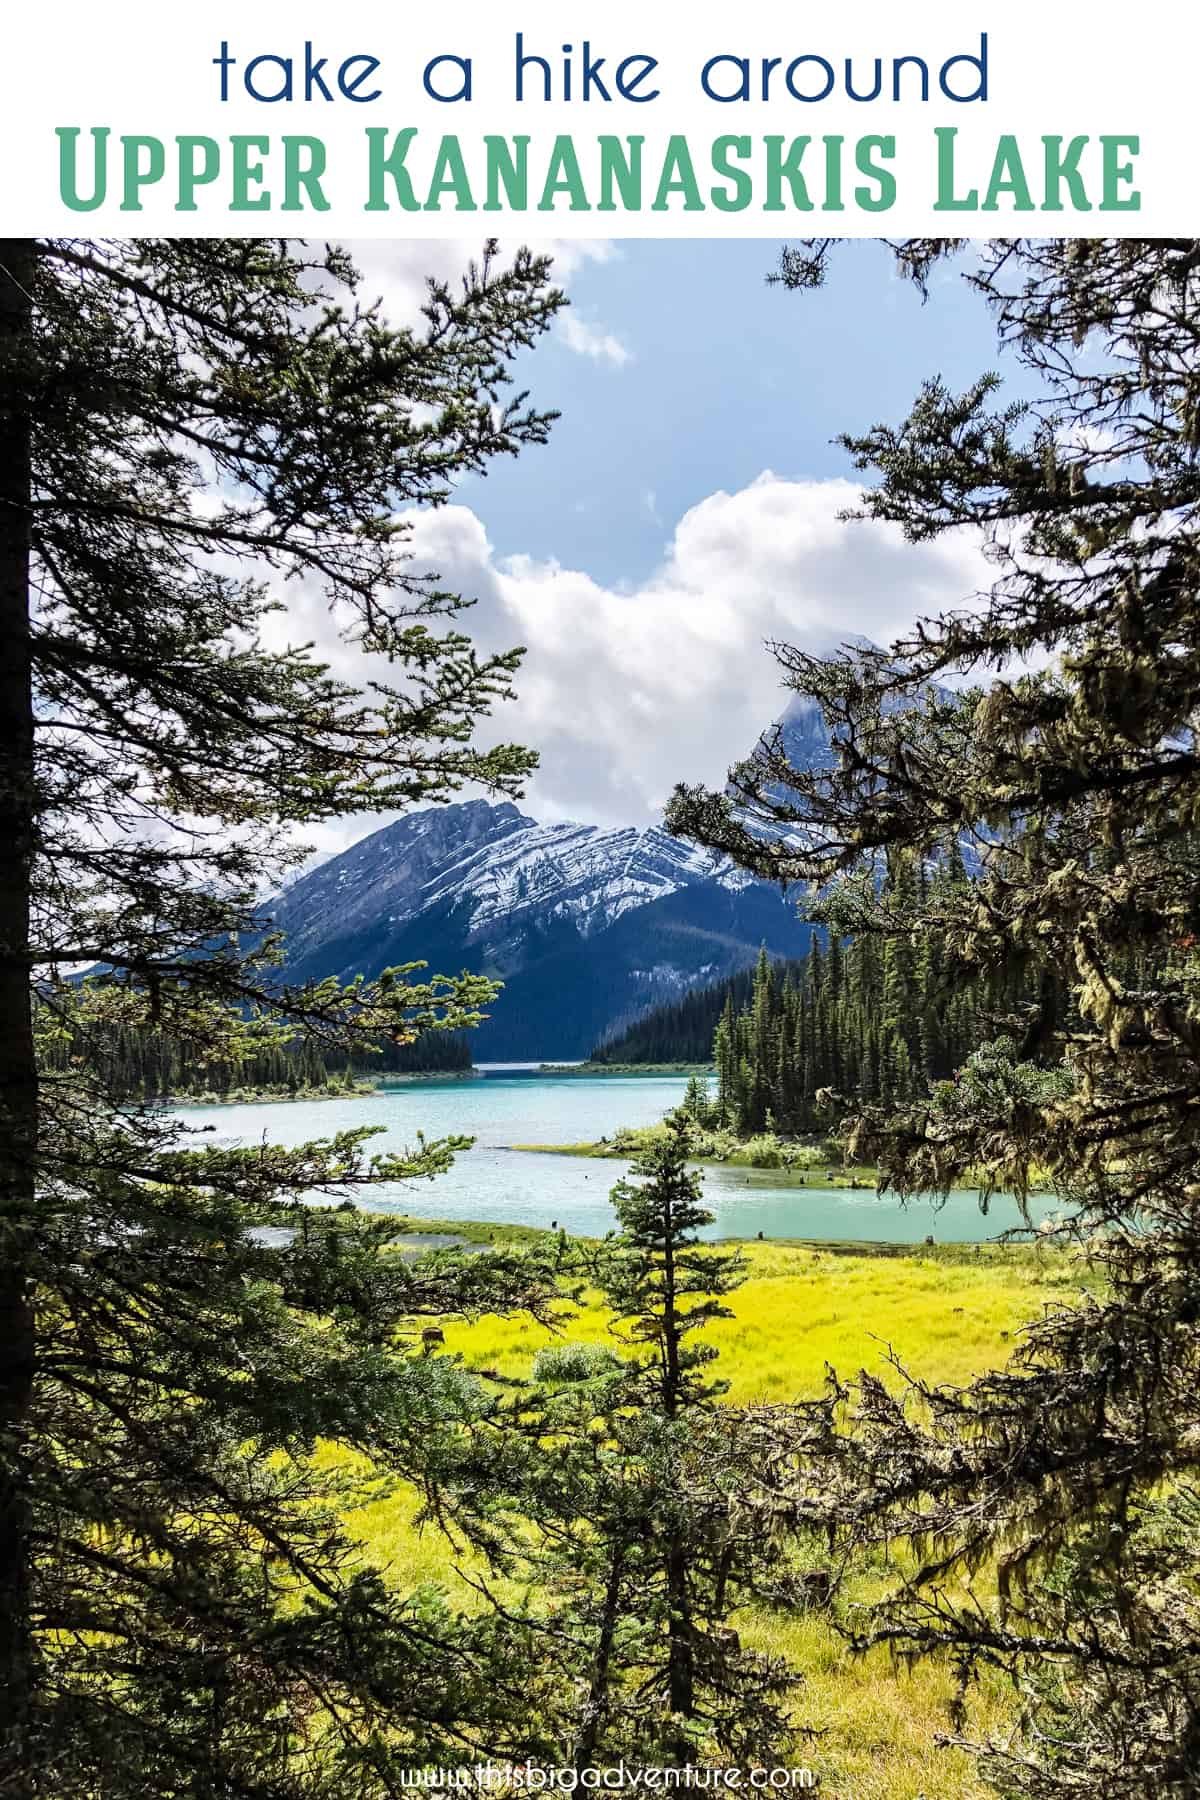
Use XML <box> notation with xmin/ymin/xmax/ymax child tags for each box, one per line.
<box><xmin>304</xmin><ymin>238</ymin><xmax>1013</xmax><ymax>848</ymax></box>
<box><xmin>457</xmin><ymin>238</ymin><xmax>1010</xmax><ymax>584</ymax></box>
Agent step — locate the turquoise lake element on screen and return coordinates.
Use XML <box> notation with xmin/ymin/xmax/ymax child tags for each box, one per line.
<box><xmin>175</xmin><ymin>1069</ymin><xmax>1063</xmax><ymax>1245</ymax></box>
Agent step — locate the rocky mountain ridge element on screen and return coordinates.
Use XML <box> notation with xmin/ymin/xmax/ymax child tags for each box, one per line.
<box><xmin>265</xmin><ymin>669</ymin><xmax>914</xmax><ymax>1059</ymax></box>
<box><xmin>267</xmin><ymin>796</ymin><xmax>808</xmax><ymax>1059</ymax></box>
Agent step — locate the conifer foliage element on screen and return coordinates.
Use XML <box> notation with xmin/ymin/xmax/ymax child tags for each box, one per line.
<box><xmin>590</xmin><ymin>959</ymin><xmax>787</xmax><ymax>1067</ymax></box>
<box><xmin>598</xmin><ymin>914</ymin><xmax>1043</xmax><ymax>1140</ymax></box>
<box><xmin>0</xmin><ymin>238</ymin><xmax>565</xmax><ymax>1797</ymax></box>
<box><xmin>709</xmin><ymin>910</ymin><xmax>1034</xmax><ymax>1136</ymax></box>
<box><xmin>38</xmin><ymin>1004</ymin><xmax>472</xmax><ymax>1101</ymax></box>
<box><xmin>668</xmin><ymin>239</ymin><xmax>1200</xmax><ymax>1796</ymax></box>
<box><xmin>439</xmin><ymin>1116</ymin><xmax>796</xmax><ymax>1769</ymax></box>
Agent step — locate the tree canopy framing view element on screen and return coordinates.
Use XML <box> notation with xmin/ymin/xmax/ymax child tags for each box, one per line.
<box><xmin>2</xmin><ymin>233</ymin><xmax>1199</xmax><ymax>1799</ymax></box>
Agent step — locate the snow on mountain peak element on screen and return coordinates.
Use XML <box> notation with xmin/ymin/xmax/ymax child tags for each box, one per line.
<box><xmin>412</xmin><ymin>813</ymin><xmax>750</xmax><ymax>937</ymax></box>
<box><xmin>273</xmin><ymin>797</ymin><xmax>755</xmax><ymax>953</ymax></box>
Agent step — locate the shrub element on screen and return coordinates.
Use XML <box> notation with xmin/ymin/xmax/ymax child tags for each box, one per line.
<box><xmin>532</xmin><ymin>1342</ymin><xmax>624</xmax><ymax>1385</ymax></box>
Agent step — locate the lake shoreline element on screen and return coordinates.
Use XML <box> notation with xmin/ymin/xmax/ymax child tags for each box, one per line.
<box><xmin>174</xmin><ymin>1074</ymin><xmax>1065</xmax><ymax>1245</ymax></box>
<box><xmin>170</xmin><ymin>1067</ymin><xmax>708</xmax><ymax>1107</ymax></box>
<box><xmin>537</xmin><ymin>1062</ymin><xmax>716</xmax><ymax>1077</ymax></box>
<box><xmin>168</xmin><ymin>1070</ymin><xmax>479</xmax><ymax>1107</ymax></box>
<box><xmin>373</xmin><ymin>1209</ymin><xmax>1062</xmax><ymax>1261</ymax></box>
<box><xmin>505</xmin><ymin>1140</ymin><xmax>1062</xmax><ymax>1205</ymax></box>
<box><xmin>507</xmin><ymin>1139</ymin><xmax>882</xmax><ymax>1190</ymax></box>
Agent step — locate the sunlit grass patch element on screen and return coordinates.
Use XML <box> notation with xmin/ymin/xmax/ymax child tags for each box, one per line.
<box><xmin>435</xmin><ymin>1239</ymin><xmax>1072</xmax><ymax>1400</ymax></box>
<box><xmin>331</xmin><ymin>1237</ymin><xmax>1078</xmax><ymax>1796</ymax></box>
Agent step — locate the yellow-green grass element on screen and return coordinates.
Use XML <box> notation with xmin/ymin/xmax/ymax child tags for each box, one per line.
<box><xmin>435</xmin><ymin>1239</ymin><xmax>1081</xmax><ymax>1401</ymax></box>
<box><xmin>335</xmin><ymin>1239</ymin><xmax>1084</xmax><ymax>1798</ymax></box>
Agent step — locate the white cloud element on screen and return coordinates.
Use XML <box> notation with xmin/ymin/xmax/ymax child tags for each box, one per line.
<box><xmin>558</xmin><ymin>313</ymin><xmax>632</xmax><ymax>367</ymax></box>
<box><xmin>276</xmin><ymin>472</ymin><xmax>991</xmax><ymax>862</ymax></box>
<box><xmin>341</xmin><ymin>240</ymin><xmax>632</xmax><ymax>380</ymax></box>
<box><xmin>342</xmin><ymin>237</ymin><xmax>619</xmax><ymax>328</ymax></box>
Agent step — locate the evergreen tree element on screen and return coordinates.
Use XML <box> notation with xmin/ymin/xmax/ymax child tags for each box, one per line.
<box><xmin>0</xmin><ymin>237</ymin><xmax>566</xmax><ymax>1796</ymax></box>
<box><xmin>692</xmin><ymin>916</ymin><xmax>1014</xmax><ymax>1139</ymax></box>
<box><xmin>36</xmin><ymin>1002</ymin><xmax>477</xmax><ymax>1101</ymax></box>
<box><xmin>599</xmin><ymin>911</ymin><xmax>1031</xmax><ymax>1141</ymax></box>
<box><xmin>680</xmin><ymin>1072</ymin><xmax>715</xmax><ymax>1125</ymax></box>
<box><xmin>668</xmin><ymin>237</ymin><xmax>1200</xmax><ymax>1797</ymax></box>
<box><xmin>604</xmin><ymin>1120</ymin><xmax>756</xmax><ymax>1755</ymax></box>
<box><xmin>441</xmin><ymin>1116</ymin><xmax>795</xmax><ymax>1768</ymax></box>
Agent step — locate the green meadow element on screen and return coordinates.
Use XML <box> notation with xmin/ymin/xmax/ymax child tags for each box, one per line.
<box><xmin>334</xmin><ymin>1231</ymin><xmax>1088</xmax><ymax>1798</ymax></box>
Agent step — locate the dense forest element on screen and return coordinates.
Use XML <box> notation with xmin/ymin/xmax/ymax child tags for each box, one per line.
<box><xmin>38</xmin><ymin>1012</ymin><xmax>472</xmax><ymax>1100</ymax></box>
<box><xmin>591</xmin><ymin>955</ymin><xmax>806</xmax><ymax>1066</ymax></box>
<box><xmin>597</xmin><ymin>860</ymin><xmax>1047</xmax><ymax>1135</ymax></box>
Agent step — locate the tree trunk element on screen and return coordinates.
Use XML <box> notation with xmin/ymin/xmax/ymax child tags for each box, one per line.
<box><xmin>575</xmin><ymin>1542</ymin><xmax>624</xmax><ymax>1774</ymax></box>
<box><xmin>0</xmin><ymin>237</ymin><xmax>38</xmax><ymax>1800</ymax></box>
<box><xmin>665</xmin><ymin>1535</ymin><xmax>694</xmax><ymax>1756</ymax></box>
<box><xmin>661</xmin><ymin>1193</ymin><xmax>680</xmax><ymax>1417</ymax></box>
<box><xmin>659</xmin><ymin>1184</ymin><xmax>693</xmax><ymax>1753</ymax></box>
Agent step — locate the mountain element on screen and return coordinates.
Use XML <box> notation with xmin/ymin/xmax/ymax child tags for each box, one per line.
<box><xmin>774</xmin><ymin>691</ymin><xmax>841</xmax><ymax>778</ymax></box>
<box><xmin>263</xmin><ymin>654</ymin><xmax>919</xmax><ymax>1061</ymax></box>
<box><xmin>265</xmin><ymin>800</ymin><xmax>814</xmax><ymax>1060</ymax></box>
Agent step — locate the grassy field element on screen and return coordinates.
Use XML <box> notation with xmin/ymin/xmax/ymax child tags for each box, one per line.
<box><xmin>335</xmin><ymin>1229</ymin><xmax>1086</xmax><ymax>1798</ymax></box>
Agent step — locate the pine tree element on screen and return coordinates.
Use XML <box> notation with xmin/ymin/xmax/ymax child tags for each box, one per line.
<box><xmin>668</xmin><ymin>237</ymin><xmax>1200</xmax><ymax>1797</ymax></box>
<box><xmin>681</xmin><ymin>1072</ymin><xmax>714</xmax><ymax>1124</ymax></box>
<box><xmin>440</xmin><ymin>1116</ymin><xmax>796</xmax><ymax>1769</ymax></box>
<box><xmin>713</xmin><ymin>995</ymin><xmax>739</xmax><ymax>1123</ymax></box>
<box><xmin>631</xmin><ymin>923</ymin><xmax>1020</xmax><ymax>1144</ymax></box>
<box><xmin>0</xmin><ymin>237</ymin><xmax>566</xmax><ymax>1796</ymax></box>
